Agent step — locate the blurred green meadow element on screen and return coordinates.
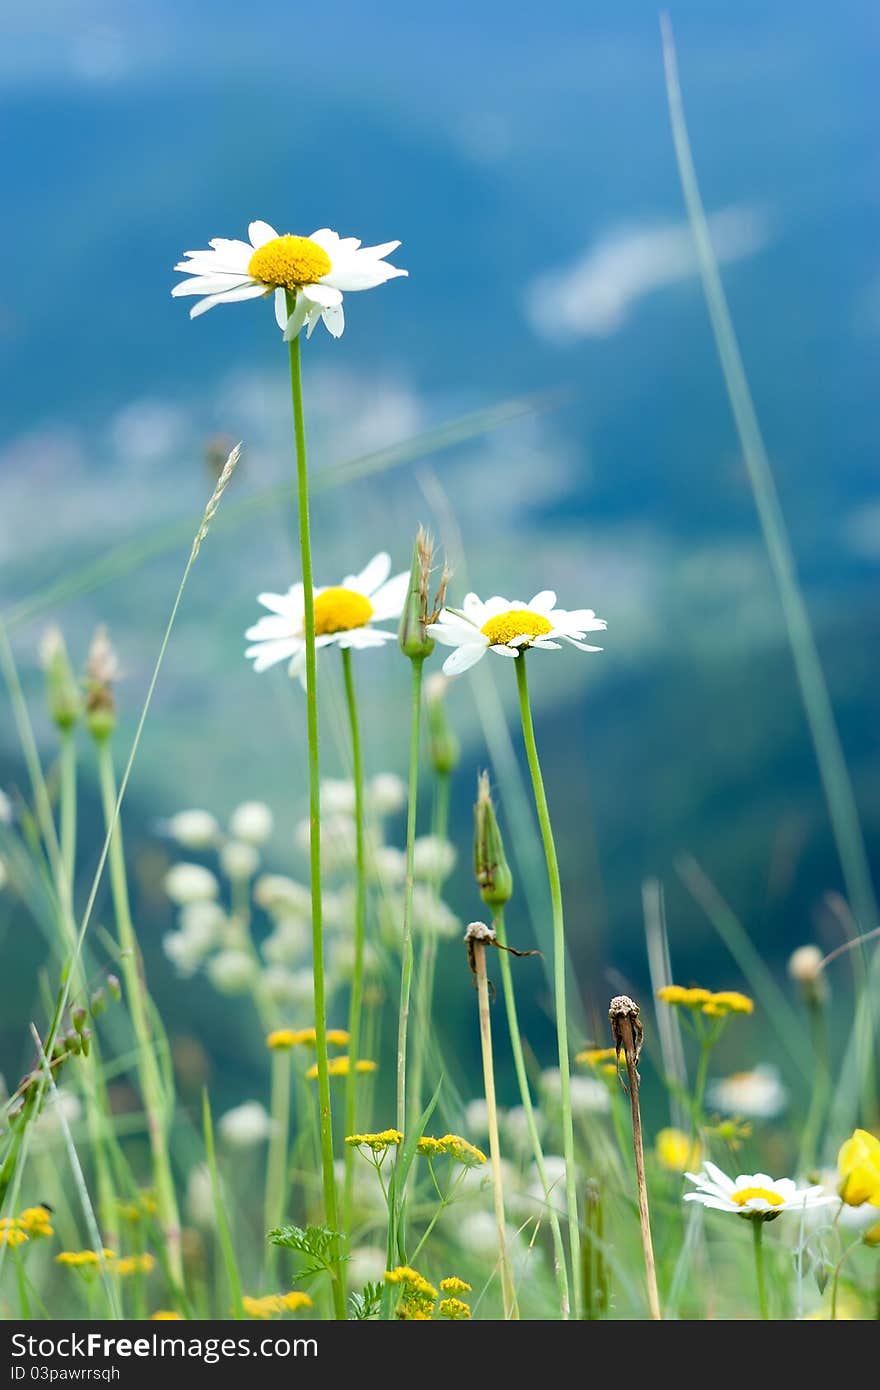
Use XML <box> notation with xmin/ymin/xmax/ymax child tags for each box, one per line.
<box><xmin>1</xmin><ymin>2</ymin><xmax>878</xmax><ymax>1321</ymax></box>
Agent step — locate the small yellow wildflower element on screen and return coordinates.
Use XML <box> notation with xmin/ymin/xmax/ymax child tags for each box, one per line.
<box><xmin>17</xmin><ymin>1208</ymin><xmax>54</xmax><ymax>1238</ymax></box>
<box><xmin>656</xmin><ymin>985</ymin><xmax>709</xmax><ymax>1009</ymax></box>
<box><xmin>56</xmin><ymin>1249</ymin><xmax>115</xmax><ymax>1268</ymax></box>
<box><xmin>437</xmin><ymin>1134</ymin><xmax>487</xmax><ymax>1167</ymax></box>
<box><xmin>305</xmin><ymin>1057</ymin><xmax>376</xmax><ymax>1079</ymax></box>
<box><xmin>863</xmin><ymin>1222</ymin><xmax>880</xmax><ymax>1247</ymax></box>
<box><xmin>398</xmin><ymin>1299</ymin><xmax>435</xmax><ymax>1319</ymax></box>
<box><xmin>0</xmin><ymin>1228</ymin><xmax>28</xmax><ymax>1248</ymax></box>
<box><xmin>575</xmin><ymin>1046</ymin><xmax>620</xmax><ymax>1068</ymax></box>
<box><xmin>655</xmin><ymin>1128</ymin><xmax>702</xmax><ymax>1173</ymax></box>
<box><xmin>703</xmin><ymin>991</ymin><xmax>754</xmax><ymax>1017</ymax></box>
<box><xmin>438</xmin><ymin>1297</ymin><xmax>471</xmax><ymax>1319</ymax></box>
<box><xmin>416</xmin><ymin>1136</ymin><xmax>445</xmax><ymax>1157</ymax></box>
<box><xmin>326</xmin><ymin>1029</ymin><xmax>350</xmax><ymax>1047</ymax></box>
<box><xmin>116</xmin><ymin>1253</ymin><xmax>156</xmax><ymax>1277</ymax></box>
<box><xmin>384</xmin><ymin>1266</ymin><xmax>438</xmax><ymax>1299</ymax></box>
<box><xmin>838</xmin><ymin>1129</ymin><xmax>880</xmax><ymax>1207</ymax></box>
<box><xmin>150</xmin><ymin>1311</ymin><xmax>183</xmax><ymax>1320</ymax></box>
<box><xmin>345</xmin><ymin>1129</ymin><xmax>403</xmax><ymax>1153</ymax></box>
<box><xmin>439</xmin><ymin>1276</ymin><xmax>472</xmax><ymax>1295</ymax></box>
<box><xmin>242</xmin><ymin>1290</ymin><xmax>314</xmax><ymax>1319</ymax></box>
<box><xmin>270</xmin><ymin>1026</ymin><xmax>351</xmax><ymax>1050</ymax></box>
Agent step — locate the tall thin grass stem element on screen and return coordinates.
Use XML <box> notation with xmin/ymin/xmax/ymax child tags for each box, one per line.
<box><xmin>341</xmin><ymin>647</ymin><xmax>367</xmax><ymax>1237</ymax></box>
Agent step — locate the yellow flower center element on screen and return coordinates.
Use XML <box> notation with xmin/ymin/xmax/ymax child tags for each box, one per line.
<box><xmin>312</xmin><ymin>588</ymin><xmax>373</xmax><ymax>636</ymax></box>
<box><xmin>480</xmin><ymin>609</ymin><xmax>553</xmax><ymax>647</ymax></box>
<box><xmin>731</xmin><ymin>1187</ymin><xmax>785</xmax><ymax>1208</ymax></box>
<box><xmin>247</xmin><ymin>235</ymin><xmax>332</xmax><ymax>291</ymax></box>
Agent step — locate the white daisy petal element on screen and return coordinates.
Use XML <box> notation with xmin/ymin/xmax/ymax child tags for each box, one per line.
<box><xmin>321</xmin><ymin>303</ymin><xmax>345</xmax><ymax>338</ymax></box>
<box><xmin>369</xmin><ymin>571</ymin><xmax>410</xmax><ymax>621</ymax></box>
<box><xmin>301</xmin><ymin>283</ymin><xmax>344</xmax><ymax>309</ymax></box>
<box><xmin>275</xmin><ymin>288</ymin><xmax>289</xmax><ymax>330</ymax></box>
<box><xmin>490</xmin><ymin>644</ymin><xmax>519</xmax><ymax>658</ymax></box>
<box><xmin>442</xmin><ymin>644</ymin><xmax>488</xmax><ymax>676</ymax></box>
<box><xmin>530</xmin><ymin>590</ymin><xmax>557</xmax><ymax>611</ymax></box>
<box><xmin>348</xmin><ymin>552</ymin><xmax>392</xmax><ymax>596</ymax></box>
<box><xmin>703</xmin><ymin>1163</ymin><xmax>736</xmax><ymax>1195</ymax></box>
<box><xmin>248</xmin><ymin>220</ymin><xmax>278</xmax><ymax>248</ymax></box>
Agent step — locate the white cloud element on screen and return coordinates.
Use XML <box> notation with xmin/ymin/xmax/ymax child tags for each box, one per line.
<box><xmin>524</xmin><ymin>204</ymin><xmax>772</xmax><ymax>341</ymax></box>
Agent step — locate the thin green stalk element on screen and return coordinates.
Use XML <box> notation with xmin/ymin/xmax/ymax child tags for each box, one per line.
<box><xmin>752</xmin><ymin>1220</ymin><xmax>769</xmax><ymax>1320</ymax></box>
<box><xmin>264</xmin><ymin>1047</ymin><xmax>291</xmax><ymax>1279</ymax></box>
<box><xmin>286</xmin><ymin>329</ymin><xmax>345</xmax><ymax>1320</ymax></box>
<box><xmin>830</xmin><ymin>1238</ymin><xmax>861</xmax><ymax>1321</ymax></box>
<box><xmin>662</xmin><ymin>15</ymin><xmax>877</xmax><ymax>1114</ymax></box>
<box><xmin>59</xmin><ymin>729</ymin><xmax>77</xmax><ymax>900</ymax></box>
<box><xmin>342</xmin><ymin>646</ymin><xmax>367</xmax><ymax>1237</ymax></box>
<box><xmin>96</xmin><ymin>739</ymin><xmax>182</xmax><ymax>1285</ymax></box>
<box><xmin>514</xmin><ymin>653</ymin><xmax>581</xmax><ymax>1314</ymax></box>
<box><xmin>395</xmin><ymin>655</ymin><xmax>425</xmax><ymax>1136</ymax></box>
<box><xmin>202</xmin><ymin>1091</ymin><xmax>243</xmax><ymax>1319</ymax></box>
<box><xmin>472</xmin><ymin>934</ymin><xmax>518</xmax><ymax>1318</ymax></box>
<box><xmin>691</xmin><ymin>1038</ymin><xmax>712</xmax><ymax>1142</ymax></box>
<box><xmin>495</xmin><ymin>908</ymin><xmax>571</xmax><ymax>1318</ymax></box>
<box><xmin>799</xmin><ymin>995</ymin><xmax>831</xmax><ymax>1172</ymax></box>
<box><xmin>409</xmin><ymin>769</ymin><xmax>450</xmax><ymax>1121</ymax></box>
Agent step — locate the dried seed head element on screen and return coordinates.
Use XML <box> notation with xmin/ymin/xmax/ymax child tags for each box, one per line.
<box><xmin>609</xmin><ymin>994</ymin><xmax>644</xmax><ymax>1072</ymax></box>
<box><xmin>84</xmin><ymin>626</ymin><xmax>119</xmax><ymax>740</ymax></box>
<box><xmin>41</xmin><ymin>626</ymin><xmax>81</xmax><ymax>731</ymax></box>
<box><xmin>398</xmin><ymin>527</ymin><xmax>448</xmax><ymax>660</ymax></box>
<box><xmin>473</xmin><ymin>771</ymin><xmax>513</xmax><ymax>907</ymax></box>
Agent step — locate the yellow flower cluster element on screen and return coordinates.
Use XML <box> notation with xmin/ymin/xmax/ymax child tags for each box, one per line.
<box><xmin>267</xmin><ymin>1027</ymin><xmax>350</xmax><ymax>1051</ymax></box>
<box><xmin>656</xmin><ymin>985</ymin><xmax>754</xmax><ymax>1017</ymax></box>
<box><xmin>438</xmin><ymin>1297</ymin><xmax>471</xmax><ymax>1319</ymax></box>
<box><xmin>416</xmin><ymin>1134</ymin><xmax>487</xmax><ymax>1166</ymax></box>
<box><xmin>117</xmin><ymin>1192</ymin><xmax>158</xmax><ymax>1224</ymax></box>
<box><xmin>305</xmin><ymin>1057</ymin><xmax>376</xmax><ymax>1079</ymax></box>
<box><xmin>0</xmin><ymin>1206</ymin><xmax>55</xmax><ymax>1246</ymax></box>
<box><xmin>116</xmin><ymin>1254</ymin><xmax>156</xmax><ymax>1278</ymax></box>
<box><xmin>385</xmin><ymin>1266</ymin><xmax>437</xmax><ymax>1319</ymax></box>
<box><xmin>56</xmin><ymin>1249</ymin><xmax>115</xmax><ymax>1268</ymax></box>
<box><xmin>655</xmin><ymin>1128</ymin><xmax>702</xmax><ymax>1173</ymax></box>
<box><xmin>242</xmin><ymin>1291</ymin><xmax>314</xmax><ymax>1319</ymax></box>
<box><xmin>439</xmin><ymin>1276</ymin><xmax>472</xmax><ymax>1295</ymax></box>
<box><xmin>150</xmin><ymin>1311</ymin><xmax>183</xmax><ymax>1320</ymax></box>
<box><xmin>345</xmin><ymin>1129</ymin><xmax>403</xmax><ymax>1153</ymax></box>
<box><xmin>838</xmin><ymin>1129</ymin><xmax>880</xmax><ymax>1208</ymax></box>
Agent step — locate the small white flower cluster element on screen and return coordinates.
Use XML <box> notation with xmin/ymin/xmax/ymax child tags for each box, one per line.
<box><xmin>160</xmin><ymin>775</ymin><xmax>462</xmax><ymax>1011</ymax></box>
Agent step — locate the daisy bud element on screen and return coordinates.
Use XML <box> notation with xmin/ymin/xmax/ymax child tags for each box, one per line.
<box><xmin>398</xmin><ymin>528</ymin><xmax>447</xmax><ymax>661</ymax></box>
<box><xmin>220</xmin><ymin>839</ymin><xmax>260</xmax><ymax>881</ymax></box>
<box><xmin>788</xmin><ymin>944</ymin><xmax>827</xmax><ymax>1005</ymax></box>
<box><xmin>41</xmin><ymin>627</ymin><xmax>81</xmax><ymax>731</ymax></box>
<box><xmin>229</xmin><ymin>801</ymin><xmax>273</xmax><ymax>846</ymax></box>
<box><xmin>163</xmin><ymin>810</ymin><xmax>220</xmax><ymax>850</ymax></box>
<box><xmin>84</xmin><ymin>626</ymin><xmax>120</xmax><ymax>741</ymax></box>
<box><xmin>473</xmin><ymin>771</ymin><xmax>513</xmax><ymax>908</ymax></box>
<box><xmin>425</xmin><ymin>673</ymin><xmax>460</xmax><ymax>774</ymax></box>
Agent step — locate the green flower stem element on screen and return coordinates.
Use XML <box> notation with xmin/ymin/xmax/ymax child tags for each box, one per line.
<box><xmin>96</xmin><ymin>738</ymin><xmax>182</xmax><ymax>1285</ymax></box>
<box><xmin>799</xmin><ymin>995</ymin><xmax>831</xmax><ymax>1172</ymax></box>
<box><xmin>472</xmin><ymin>935</ymin><xmax>518</xmax><ymax>1319</ymax></box>
<box><xmin>264</xmin><ymin>1047</ymin><xmax>292</xmax><ymax>1278</ymax></box>
<box><xmin>59</xmin><ymin>729</ymin><xmax>77</xmax><ymax>900</ymax></box>
<box><xmin>342</xmin><ymin>646</ymin><xmax>367</xmax><ymax>1237</ymax></box>
<box><xmin>409</xmin><ymin>768</ymin><xmax>450</xmax><ymax>1122</ymax></box>
<box><xmin>514</xmin><ymin>652</ymin><xmax>581</xmax><ymax>1314</ymax></box>
<box><xmin>494</xmin><ymin>907</ymin><xmax>571</xmax><ymax>1318</ymax></box>
<box><xmin>395</xmin><ymin>655</ymin><xmax>425</xmax><ymax>1137</ymax></box>
<box><xmin>691</xmin><ymin>1037</ymin><xmax>713</xmax><ymax>1142</ymax></box>
<box><xmin>286</xmin><ymin>326</ymin><xmax>345</xmax><ymax>1320</ymax></box>
<box><xmin>752</xmin><ymin>1219</ymin><xmax>769</xmax><ymax>1319</ymax></box>
<box><xmin>830</xmin><ymin>1238</ymin><xmax>860</xmax><ymax>1321</ymax></box>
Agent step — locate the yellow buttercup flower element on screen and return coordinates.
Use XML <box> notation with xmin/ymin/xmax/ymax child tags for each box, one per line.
<box><xmin>345</xmin><ymin>1130</ymin><xmax>403</xmax><ymax>1153</ymax></box>
<box><xmin>439</xmin><ymin>1276</ymin><xmax>472</xmax><ymax>1296</ymax></box>
<box><xmin>838</xmin><ymin>1129</ymin><xmax>880</xmax><ymax>1207</ymax></box>
<box><xmin>116</xmin><ymin>1254</ymin><xmax>156</xmax><ymax>1277</ymax></box>
<box><xmin>863</xmin><ymin>1222</ymin><xmax>880</xmax><ymax>1247</ymax></box>
<box><xmin>438</xmin><ymin>1297</ymin><xmax>471</xmax><ymax>1319</ymax></box>
<box><xmin>305</xmin><ymin>1057</ymin><xmax>376</xmax><ymax>1080</ymax></box>
<box><xmin>656</xmin><ymin>1128</ymin><xmax>702</xmax><ymax>1173</ymax></box>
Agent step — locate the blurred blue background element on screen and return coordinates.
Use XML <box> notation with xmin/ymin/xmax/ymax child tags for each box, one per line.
<box><xmin>1</xmin><ymin>2</ymin><xmax>878</xmax><ymax>1096</ymax></box>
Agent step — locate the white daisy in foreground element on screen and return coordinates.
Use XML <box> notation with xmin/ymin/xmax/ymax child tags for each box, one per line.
<box><xmin>427</xmin><ymin>591</ymin><xmax>606</xmax><ymax>677</ymax></box>
<box><xmin>173</xmin><ymin>220</ymin><xmax>406</xmax><ymax>340</ymax></box>
<box><xmin>684</xmin><ymin>1163</ymin><xmax>835</xmax><ymax>1220</ymax></box>
<box><xmin>245</xmin><ymin>552</ymin><xmax>408</xmax><ymax>682</ymax></box>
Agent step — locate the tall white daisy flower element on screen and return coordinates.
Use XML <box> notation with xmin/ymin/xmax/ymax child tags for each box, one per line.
<box><xmin>172</xmin><ymin>221</ymin><xmax>407</xmax><ymax>340</ymax></box>
<box><xmin>427</xmin><ymin>590</ymin><xmax>606</xmax><ymax>677</ymax></box>
<box><xmin>245</xmin><ymin>552</ymin><xmax>409</xmax><ymax>683</ymax></box>
<box><xmin>684</xmin><ymin>1163</ymin><xmax>835</xmax><ymax>1219</ymax></box>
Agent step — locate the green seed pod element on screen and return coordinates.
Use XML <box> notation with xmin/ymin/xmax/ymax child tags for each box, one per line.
<box><xmin>473</xmin><ymin>771</ymin><xmax>513</xmax><ymax>907</ymax></box>
<box><xmin>42</xmin><ymin>628</ymin><xmax>81</xmax><ymax>731</ymax></box>
<box><xmin>106</xmin><ymin>974</ymin><xmax>122</xmax><ymax>1002</ymax></box>
<box><xmin>71</xmin><ymin>1006</ymin><xmax>88</xmax><ymax>1034</ymax></box>
<box><xmin>89</xmin><ymin>988</ymin><xmax>107</xmax><ymax>1018</ymax></box>
<box><xmin>398</xmin><ymin>528</ymin><xmax>448</xmax><ymax>661</ymax></box>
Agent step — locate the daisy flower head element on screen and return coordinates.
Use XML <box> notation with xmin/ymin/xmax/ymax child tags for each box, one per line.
<box><xmin>245</xmin><ymin>553</ymin><xmax>409</xmax><ymax>684</ymax></box>
<box><xmin>684</xmin><ymin>1163</ymin><xmax>836</xmax><ymax>1222</ymax></box>
<box><xmin>173</xmin><ymin>221</ymin><xmax>406</xmax><ymax>341</ymax></box>
<box><xmin>427</xmin><ymin>590</ymin><xmax>606</xmax><ymax>677</ymax></box>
